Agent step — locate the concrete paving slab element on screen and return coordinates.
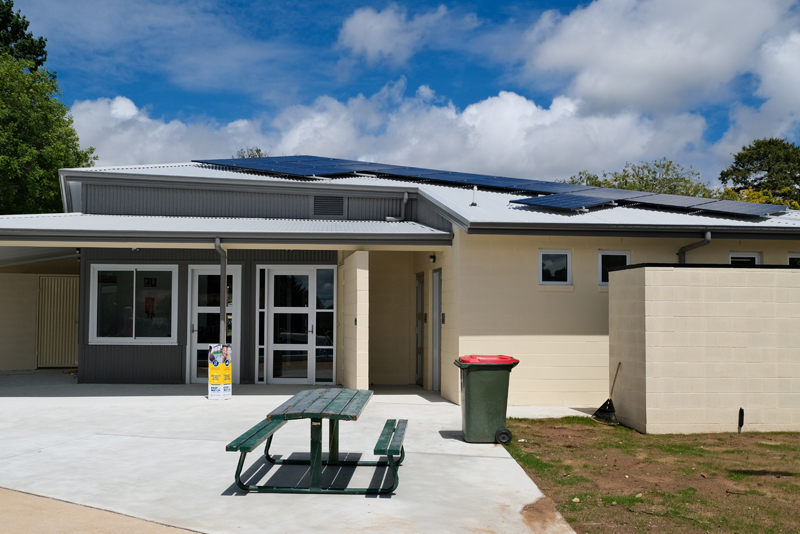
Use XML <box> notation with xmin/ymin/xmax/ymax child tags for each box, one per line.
<box><xmin>0</xmin><ymin>373</ymin><xmax>574</xmax><ymax>534</ymax></box>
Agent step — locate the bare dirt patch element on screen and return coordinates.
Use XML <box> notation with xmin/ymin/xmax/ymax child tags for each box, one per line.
<box><xmin>506</xmin><ymin>417</ymin><xmax>800</xmax><ymax>534</ymax></box>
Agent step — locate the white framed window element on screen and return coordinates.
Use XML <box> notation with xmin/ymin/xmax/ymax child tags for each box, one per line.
<box><xmin>539</xmin><ymin>249</ymin><xmax>572</xmax><ymax>285</ymax></box>
<box><xmin>789</xmin><ymin>254</ymin><xmax>800</xmax><ymax>267</ymax></box>
<box><xmin>598</xmin><ymin>250</ymin><xmax>630</xmax><ymax>285</ymax></box>
<box><xmin>89</xmin><ymin>264</ymin><xmax>179</xmax><ymax>344</ymax></box>
<box><xmin>729</xmin><ymin>252</ymin><xmax>760</xmax><ymax>266</ymax></box>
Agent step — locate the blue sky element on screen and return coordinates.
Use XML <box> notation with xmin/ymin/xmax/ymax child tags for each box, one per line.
<box><xmin>20</xmin><ymin>0</ymin><xmax>800</xmax><ymax>183</ymax></box>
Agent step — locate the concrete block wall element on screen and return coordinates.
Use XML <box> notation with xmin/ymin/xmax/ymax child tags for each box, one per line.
<box><xmin>610</xmin><ymin>266</ymin><xmax>800</xmax><ymax>434</ymax></box>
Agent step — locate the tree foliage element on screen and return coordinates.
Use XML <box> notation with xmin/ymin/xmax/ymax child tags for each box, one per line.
<box><xmin>0</xmin><ymin>0</ymin><xmax>46</xmax><ymax>69</ymax></box>
<box><xmin>562</xmin><ymin>158</ymin><xmax>719</xmax><ymax>198</ymax></box>
<box><xmin>719</xmin><ymin>138</ymin><xmax>800</xmax><ymax>203</ymax></box>
<box><xmin>0</xmin><ymin>54</ymin><xmax>96</xmax><ymax>214</ymax></box>
<box><xmin>234</xmin><ymin>147</ymin><xmax>268</xmax><ymax>158</ymax></box>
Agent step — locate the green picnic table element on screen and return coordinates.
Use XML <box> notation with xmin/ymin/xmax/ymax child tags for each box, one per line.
<box><xmin>226</xmin><ymin>388</ymin><xmax>407</xmax><ymax>494</ymax></box>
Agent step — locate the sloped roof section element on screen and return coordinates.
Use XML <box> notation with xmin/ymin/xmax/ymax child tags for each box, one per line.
<box><xmin>0</xmin><ymin>214</ymin><xmax>452</xmax><ymax>246</ymax></box>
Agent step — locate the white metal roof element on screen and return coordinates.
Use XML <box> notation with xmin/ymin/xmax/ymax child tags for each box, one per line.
<box><xmin>0</xmin><ymin>213</ymin><xmax>450</xmax><ymax>245</ymax></box>
<box><xmin>61</xmin><ymin>162</ymin><xmax>800</xmax><ymax>232</ymax></box>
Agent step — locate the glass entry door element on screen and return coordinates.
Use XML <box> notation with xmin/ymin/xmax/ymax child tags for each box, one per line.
<box><xmin>258</xmin><ymin>266</ymin><xmax>335</xmax><ymax>384</ymax></box>
<box><xmin>189</xmin><ymin>265</ymin><xmax>241</xmax><ymax>384</ymax></box>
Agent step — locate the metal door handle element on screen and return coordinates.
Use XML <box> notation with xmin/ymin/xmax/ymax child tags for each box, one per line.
<box><xmin>307</xmin><ymin>325</ymin><xmax>314</xmax><ymax>334</ymax></box>
<box><xmin>191</xmin><ymin>323</ymin><xmax>197</xmax><ymax>333</ymax></box>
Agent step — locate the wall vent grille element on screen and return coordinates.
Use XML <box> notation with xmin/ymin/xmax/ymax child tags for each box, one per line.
<box><xmin>313</xmin><ymin>196</ymin><xmax>345</xmax><ymax>217</ymax></box>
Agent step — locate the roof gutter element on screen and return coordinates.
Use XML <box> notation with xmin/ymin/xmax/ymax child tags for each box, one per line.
<box><xmin>677</xmin><ymin>231</ymin><xmax>711</xmax><ymax>263</ymax></box>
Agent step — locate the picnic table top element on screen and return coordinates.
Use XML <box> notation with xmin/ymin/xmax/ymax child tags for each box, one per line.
<box><xmin>266</xmin><ymin>388</ymin><xmax>374</xmax><ymax>422</ymax></box>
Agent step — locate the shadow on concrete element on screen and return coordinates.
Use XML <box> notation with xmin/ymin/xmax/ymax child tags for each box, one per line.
<box><xmin>222</xmin><ymin>452</ymin><xmax>396</xmax><ymax>497</ymax></box>
<box><xmin>570</xmin><ymin>407</ymin><xmax>596</xmax><ymax>416</ymax></box>
<box><xmin>0</xmin><ymin>372</ymin><xmax>446</xmax><ymax>405</ymax></box>
<box><xmin>439</xmin><ymin>430</ymin><xmax>465</xmax><ymax>442</ymax></box>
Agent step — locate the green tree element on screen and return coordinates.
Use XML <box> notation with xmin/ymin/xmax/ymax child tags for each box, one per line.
<box><xmin>562</xmin><ymin>158</ymin><xmax>719</xmax><ymax>197</ymax></box>
<box><xmin>0</xmin><ymin>54</ymin><xmax>95</xmax><ymax>214</ymax></box>
<box><xmin>0</xmin><ymin>0</ymin><xmax>47</xmax><ymax>69</ymax></box>
<box><xmin>234</xmin><ymin>147</ymin><xmax>268</xmax><ymax>158</ymax></box>
<box><xmin>719</xmin><ymin>138</ymin><xmax>800</xmax><ymax>203</ymax></box>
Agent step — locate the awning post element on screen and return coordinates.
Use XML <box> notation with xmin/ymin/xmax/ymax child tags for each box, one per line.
<box><xmin>215</xmin><ymin>238</ymin><xmax>227</xmax><ymax>345</ymax></box>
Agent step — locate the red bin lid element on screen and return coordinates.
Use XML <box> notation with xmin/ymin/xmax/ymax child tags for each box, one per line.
<box><xmin>458</xmin><ymin>355</ymin><xmax>519</xmax><ymax>364</ymax></box>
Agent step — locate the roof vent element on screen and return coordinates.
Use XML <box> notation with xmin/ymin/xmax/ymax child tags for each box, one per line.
<box><xmin>313</xmin><ymin>196</ymin><xmax>345</xmax><ymax>217</ymax></box>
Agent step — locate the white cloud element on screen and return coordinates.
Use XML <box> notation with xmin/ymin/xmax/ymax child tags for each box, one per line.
<box><xmin>71</xmin><ymin>97</ymin><xmax>269</xmax><ymax>166</ymax></box>
<box><xmin>528</xmin><ymin>0</ymin><xmax>794</xmax><ymax>112</ymax></box>
<box><xmin>72</xmin><ymin>86</ymin><xmax>709</xmax><ymax>180</ymax></box>
<box><xmin>337</xmin><ymin>4</ymin><xmax>480</xmax><ymax>65</ymax></box>
<box><xmin>711</xmin><ymin>30</ymin><xmax>800</xmax><ymax>163</ymax></box>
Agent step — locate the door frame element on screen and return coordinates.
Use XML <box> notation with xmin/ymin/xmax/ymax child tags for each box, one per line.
<box><xmin>415</xmin><ymin>272</ymin><xmax>425</xmax><ymax>387</ymax></box>
<box><xmin>185</xmin><ymin>264</ymin><xmax>242</xmax><ymax>384</ymax></box>
<box><xmin>255</xmin><ymin>264</ymin><xmax>338</xmax><ymax>385</ymax></box>
<box><xmin>432</xmin><ymin>268</ymin><xmax>442</xmax><ymax>392</ymax></box>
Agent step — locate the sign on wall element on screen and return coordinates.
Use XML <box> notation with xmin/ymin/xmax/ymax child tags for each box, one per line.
<box><xmin>208</xmin><ymin>344</ymin><xmax>232</xmax><ymax>400</ymax></box>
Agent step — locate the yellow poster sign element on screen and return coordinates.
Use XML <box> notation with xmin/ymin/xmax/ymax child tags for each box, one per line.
<box><xmin>208</xmin><ymin>344</ymin><xmax>232</xmax><ymax>400</ymax></box>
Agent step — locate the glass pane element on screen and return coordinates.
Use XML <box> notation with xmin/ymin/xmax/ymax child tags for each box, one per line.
<box><xmin>791</xmin><ymin>257</ymin><xmax>800</xmax><ymax>267</ymax></box>
<box><xmin>258</xmin><ymin>311</ymin><xmax>265</xmax><ymax>346</ymax></box>
<box><xmin>274</xmin><ymin>275</ymin><xmax>308</xmax><ymax>308</ymax></box>
<box><xmin>259</xmin><ymin>269</ymin><xmax>266</xmax><ymax>309</ymax></box>
<box><xmin>600</xmin><ymin>254</ymin><xmax>628</xmax><ymax>283</ymax></box>
<box><xmin>541</xmin><ymin>254</ymin><xmax>569</xmax><ymax>282</ymax></box>
<box><xmin>196</xmin><ymin>350</ymin><xmax>209</xmax><ymax>378</ymax></box>
<box><xmin>273</xmin><ymin>350</ymin><xmax>308</xmax><ymax>378</ymax></box>
<box><xmin>96</xmin><ymin>270</ymin><xmax>134</xmax><ymax>337</ymax></box>
<box><xmin>316</xmin><ymin>269</ymin><xmax>334</xmax><ymax>310</ymax></box>
<box><xmin>197</xmin><ymin>313</ymin><xmax>219</xmax><ymax>344</ymax></box>
<box><xmin>198</xmin><ymin>275</ymin><xmax>233</xmax><ymax>307</ymax></box>
<box><xmin>135</xmin><ymin>271</ymin><xmax>172</xmax><ymax>337</ymax></box>
<box><xmin>226</xmin><ymin>313</ymin><xmax>232</xmax><ymax>344</ymax></box>
<box><xmin>731</xmin><ymin>256</ymin><xmax>757</xmax><ymax>266</ymax></box>
<box><xmin>273</xmin><ymin>313</ymin><xmax>308</xmax><ymax>344</ymax></box>
<box><xmin>258</xmin><ymin>348</ymin><xmax>265</xmax><ymax>382</ymax></box>
<box><xmin>316</xmin><ymin>348</ymin><xmax>333</xmax><ymax>383</ymax></box>
<box><xmin>316</xmin><ymin>312</ymin><xmax>334</xmax><ymax>347</ymax></box>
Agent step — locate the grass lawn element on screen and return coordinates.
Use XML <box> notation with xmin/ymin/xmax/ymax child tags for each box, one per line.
<box><xmin>505</xmin><ymin>417</ymin><xmax>800</xmax><ymax>534</ymax></box>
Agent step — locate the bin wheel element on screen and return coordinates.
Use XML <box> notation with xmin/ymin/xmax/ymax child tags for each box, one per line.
<box><xmin>495</xmin><ymin>428</ymin><xmax>513</xmax><ymax>445</ymax></box>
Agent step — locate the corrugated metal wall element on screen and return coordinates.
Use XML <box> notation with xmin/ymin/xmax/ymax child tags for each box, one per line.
<box><xmin>84</xmin><ymin>184</ymin><xmax>311</xmax><ymax>218</ymax></box>
<box><xmin>78</xmin><ymin>248</ymin><xmax>336</xmax><ymax>384</ymax></box>
<box><xmin>348</xmin><ymin>197</ymin><xmax>404</xmax><ymax>220</ymax></box>
<box><xmin>38</xmin><ymin>276</ymin><xmax>79</xmax><ymax>367</ymax></box>
<box><xmin>416</xmin><ymin>196</ymin><xmax>453</xmax><ymax>232</ymax></box>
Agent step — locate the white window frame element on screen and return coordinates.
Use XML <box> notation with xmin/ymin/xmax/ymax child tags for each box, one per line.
<box><xmin>789</xmin><ymin>253</ymin><xmax>800</xmax><ymax>266</ymax></box>
<box><xmin>729</xmin><ymin>252</ymin><xmax>760</xmax><ymax>265</ymax></box>
<box><xmin>539</xmin><ymin>249</ymin><xmax>572</xmax><ymax>285</ymax></box>
<box><xmin>89</xmin><ymin>264</ymin><xmax>179</xmax><ymax>345</ymax></box>
<box><xmin>598</xmin><ymin>250</ymin><xmax>631</xmax><ymax>285</ymax></box>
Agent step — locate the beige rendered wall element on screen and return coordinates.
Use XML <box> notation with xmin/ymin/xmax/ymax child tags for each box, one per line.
<box><xmin>368</xmin><ymin>252</ymin><xmax>415</xmax><ymax>385</ymax></box>
<box><xmin>0</xmin><ymin>257</ymin><xmax>79</xmax><ymax>275</ymax></box>
<box><xmin>610</xmin><ymin>266</ymin><xmax>800</xmax><ymax>434</ymax></box>
<box><xmin>0</xmin><ymin>274</ymin><xmax>39</xmax><ymax>370</ymax></box>
<box><xmin>341</xmin><ymin>251</ymin><xmax>370</xmax><ymax>389</ymax></box>
<box><xmin>451</xmin><ymin>233</ymin><xmax>800</xmax><ymax>407</ymax></box>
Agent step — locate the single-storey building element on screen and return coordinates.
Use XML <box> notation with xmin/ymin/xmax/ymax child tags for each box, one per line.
<box><xmin>2</xmin><ymin>155</ymin><xmax>799</xmax><ymax>410</ymax></box>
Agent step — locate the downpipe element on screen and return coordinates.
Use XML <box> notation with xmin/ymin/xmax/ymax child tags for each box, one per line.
<box><xmin>677</xmin><ymin>231</ymin><xmax>711</xmax><ymax>264</ymax></box>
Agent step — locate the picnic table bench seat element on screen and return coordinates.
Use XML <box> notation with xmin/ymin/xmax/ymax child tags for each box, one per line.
<box><xmin>226</xmin><ymin>388</ymin><xmax>407</xmax><ymax>495</ymax></box>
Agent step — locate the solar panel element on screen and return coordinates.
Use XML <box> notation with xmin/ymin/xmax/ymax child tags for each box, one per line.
<box><xmin>513</xmin><ymin>182</ymin><xmax>596</xmax><ymax>194</ymax></box>
<box><xmin>382</xmin><ymin>167</ymin><xmax>458</xmax><ymax>178</ymax></box>
<box><xmin>405</xmin><ymin>172</ymin><xmax>476</xmax><ymax>183</ymax></box>
<box><xmin>460</xmin><ymin>176</ymin><xmax>536</xmax><ymax>189</ymax></box>
<box><xmin>623</xmin><ymin>194</ymin><xmax>718</xmax><ymax>209</ymax></box>
<box><xmin>693</xmin><ymin>200</ymin><xmax>788</xmax><ymax>217</ymax></box>
<box><xmin>511</xmin><ymin>194</ymin><xmax>613</xmax><ymax>211</ymax></box>
<box><xmin>577</xmin><ymin>188</ymin><xmax>655</xmax><ymax>200</ymax></box>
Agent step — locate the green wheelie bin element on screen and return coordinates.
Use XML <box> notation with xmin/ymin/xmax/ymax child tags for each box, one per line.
<box><xmin>454</xmin><ymin>355</ymin><xmax>519</xmax><ymax>444</ymax></box>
